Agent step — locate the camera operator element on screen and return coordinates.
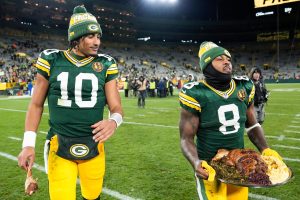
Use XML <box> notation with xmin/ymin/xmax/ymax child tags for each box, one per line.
<box><xmin>249</xmin><ymin>67</ymin><xmax>269</xmax><ymax>124</ymax></box>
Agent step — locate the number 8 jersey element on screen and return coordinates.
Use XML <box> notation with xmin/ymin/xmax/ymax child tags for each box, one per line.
<box><xmin>35</xmin><ymin>49</ymin><xmax>119</xmax><ymax>139</ymax></box>
<box><xmin>179</xmin><ymin>78</ymin><xmax>255</xmax><ymax>161</ymax></box>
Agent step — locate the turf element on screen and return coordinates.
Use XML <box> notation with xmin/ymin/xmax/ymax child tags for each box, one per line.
<box><xmin>0</xmin><ymin>83</ymin><xmax>299</xmax><ymax>200</ymax></box>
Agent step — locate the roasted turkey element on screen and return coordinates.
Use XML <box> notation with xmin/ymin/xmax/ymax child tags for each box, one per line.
<box><xmin>211</xmin><ymin>149</ymin><xmax>271</xmax><ymax>185</ymax></box>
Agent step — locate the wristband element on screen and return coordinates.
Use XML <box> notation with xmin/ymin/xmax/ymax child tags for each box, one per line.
<box><xmin>245</xmin><ymin>123</ymin><xmax>261</xmax><ymax>133</ymax></box>
<box><xmin>109</xmin><ymin>113</ymin><xmax>123</xmax><ymax>128</ymax></box>
<box><xmin>22</xmin><ymin>131</ymin><xmax>37</xmax><ymax>148</ymax></box>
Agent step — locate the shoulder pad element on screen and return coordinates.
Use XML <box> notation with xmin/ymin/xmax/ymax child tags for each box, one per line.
<box><xmin>38</xmin><ymin>49</ymin><xmax>61</xmax><ymax>61</ymax></box>
<box><xmin>232</xmin><ymin>75</ymin><xmax>249</xmax><ymax>81</ymax></box>
<box><xmin>97</xmin><ymin>53</ymin><xmax>116</xmax><ymax>62</ymax></box>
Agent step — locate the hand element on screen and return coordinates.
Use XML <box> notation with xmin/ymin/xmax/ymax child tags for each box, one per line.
<box><xmin>195</xmin><ymin>160</ymin><xmax>216</xmax><ymax>182</ymax></box>
<box><xmin>262</xmin><ymin>148</ymin><xmax>283</xmax><ymax>160</ymax></box>
<box><xmin>91</xmin><ymin>119</ymin><xmax>117</xmax><ymax>143</ymax></box>
<box><xmin>18</xmin><ymin>147</ymin><xmax>35</xmax><ymax>171</ymax></box>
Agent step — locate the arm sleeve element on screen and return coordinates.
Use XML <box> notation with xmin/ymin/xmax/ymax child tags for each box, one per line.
<box><xmin>105</xmin><ymin>58</ymin><xmax>118</xmax><ymax>82</ymax></box>
<box><xmin>34</xmin><ymin>49</ymin><xmax>57</xmax><ymax>80</ymax></box>
<box><xmin>245</xmin><ymin>80</ymin><xmax>255</xmax><ymax>106</ymax></box>
<box><xmin>179</xmin><ymin>88</ymin><xmax>201</xmax><ymax>114</ymax></box>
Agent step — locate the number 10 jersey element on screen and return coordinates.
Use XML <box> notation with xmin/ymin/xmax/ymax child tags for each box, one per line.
<box><xmin>35</xmin><ymin>49</ymin><xmax>118</xmax><ymax>139</ymax></box>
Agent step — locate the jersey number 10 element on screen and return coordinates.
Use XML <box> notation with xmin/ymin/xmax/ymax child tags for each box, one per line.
<box><xmin>57</xmin><ymin>72</ymin><xmax>98</xmax><ymax>108</ymax></box>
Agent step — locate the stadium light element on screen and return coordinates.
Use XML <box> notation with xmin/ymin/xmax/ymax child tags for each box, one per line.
<box><xmin>145</xmin><ymin>0</ymin><xmax>178</xmax><ymax>5</ymax></box>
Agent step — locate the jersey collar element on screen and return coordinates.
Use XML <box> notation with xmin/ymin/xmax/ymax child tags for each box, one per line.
<box><xmin>202</xmin><ymin>79</ymin><xmax>236</xmax><ymax>99</ymax></box>
<box><xmin>64</xmin><ymin>50</ymin><xmax>95</xmax><ymax>67</ymax></box>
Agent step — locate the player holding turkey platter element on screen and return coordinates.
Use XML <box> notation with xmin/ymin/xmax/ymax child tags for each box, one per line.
<box><xmin>18</xmin><ymin>5</ymin><xmax>123</xmax><ymax>200</ymax></box>
<box><xmin>179</xmin><ymin>41</ymin><xmax>284</xmax><ymax>199</ymax></box>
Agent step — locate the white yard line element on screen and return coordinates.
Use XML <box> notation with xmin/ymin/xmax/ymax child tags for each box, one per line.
<box><xmin>0</xmin><ymin>151</ymin><xmax>141</xmax><ymax>200</ymax></box>
<box><xmin>291</xmin><ymin>121</ymin><xmax>300</xmax><ymax>124</ymax></box>
<box><xmin>288</xmin><ymin>125</ymin><xmax>300</xmax><ymax>128</ymax></box>
<box><xmin>249</xmin><ymin>193</ymin><xmax>279</xmax><ymax>200</ymax></box>
<box><xmin>284</xmin><ymin>130</ymin><xmax>300</xmax><ymax>134</ymax></box>
<box><xmin>265</xmin><ymin>113</ymin><xmax>295</xmax><ymax>116</ymax></box>
<box><xmin>0</xmin><ymin>96</ymin><xmax>31</xmax><ymax>100</ymax></box>
<box><xmin>0</xmin><ymin>108</ymin><xmax>27</xmax><ymax>113</ymax></box>
<box><xmin>0</xmin><ymin>108</ymin><xmax>49</xmax><ymax>115</ymax></box>
<box><xmin>273</xmin><ymin>144</ymin><xmax>300</xmax><ymax>150</ymax></box>
<box><xmin>283</xmin><ymin>157</ymin><xmax>300</xmax><ymax>162</ymax></box>
<box><xmin>8</xmin><ymin>136</ymin><xmax>22</xmax><ymax>141</ymax></box>
<box><xmin>124</xmin><ymin>121</ymin><xmax>177</xmax><ymax>128</ymax></box>
<box><xmin>266</xmin><ymin>135</ymin><xmax>300</xmax><ymax>141</ymax></box>
<box><xmin>277</xmin><ymin>135</ymin><xmax>285</xmax><ymax>141</ymax></box>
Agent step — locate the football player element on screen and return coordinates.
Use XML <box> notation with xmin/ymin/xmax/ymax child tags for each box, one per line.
<box><xmin>179</xmin><ymin>41</ymin><xmax>283</xmax><ymax>200</ymax></box>
<box><xmin>18</xmin><ymin>5</ymin><xmax>123</xmax><ymax>200</ymax></box>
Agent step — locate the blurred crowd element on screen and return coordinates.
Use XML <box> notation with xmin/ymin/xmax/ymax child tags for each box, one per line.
<box><xmin>0</xmin><ymin>31</ymin><xmax>299</xmax><ymax>96</ymax></box>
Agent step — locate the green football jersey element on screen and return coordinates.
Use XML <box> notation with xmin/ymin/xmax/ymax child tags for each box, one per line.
<box><xmin>35</xmin><ymin>49</ymin><xmax>118</xmax><ymax>139</ymax></box>
<box><xmin>179</xmin><ymin>77</ymin><xmax>255</xmax><ymax>161</ymax></box>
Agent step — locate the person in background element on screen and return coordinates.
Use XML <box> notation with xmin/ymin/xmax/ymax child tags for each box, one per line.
<box><xmin>137</xmin><ymin>75</ymin><xmax>147</xmax><ymax>108</ymax></box>
<box><xmin>27</xmin><ymin>80</ymin><xmax>33</xmax><ymax>96</ymax></box>
<box><xmin>18</xmin><ymin>5</ymin><xmax>123</xmax><ymax>200</ymax></box>
<box><xmin>179</xmin><ymin>41</ymin><xmax>283</xmax><ymax>200</ymax></box>
<box><xmin>249</xmin><ymin>67</ymin><xmax>269</xmax><ymax>124</ymax></box>
<box><xmin>187</xmin><ymin>73</ymin><xmax>195</xmax><ymax>83</ymax></box>
<box><xmin>124</xmin><ymin>76</ymin><xmax>129</xmax><ymax>97</ymax></box>
<box><xmin>149</xmin><ymin>78</ymin><xmax>156</xmax><ymax>97</ymax></box>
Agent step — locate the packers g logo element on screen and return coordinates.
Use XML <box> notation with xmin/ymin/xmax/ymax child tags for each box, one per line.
<box><xmin>88</xmin><ymin>24</ymin><xmax>99</xmax><ymax>31</ymax></box>
<box><xmin>70</xmin><ymin>144</ymin><xmax>89</xmax><ymax>157</ymax></box>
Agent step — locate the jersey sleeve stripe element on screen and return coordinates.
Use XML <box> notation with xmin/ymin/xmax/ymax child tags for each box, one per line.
<box><xmin>37</xmin><ymin>57</ymin><xmax>50</xmax><ymax>67</ymax></box>
<box><xmin>248</xmin><ymin>85</ymin><xmax>255</xmax><ymax>104</ymax></box>
<box><xmin>108</xmin><ymin>63</ymin><xmax>117</xmax><ymax>69</ymax></box>
<box><xmin>179</xmin><ymin>92</ymin><xmax>199</xmax><ymax>104</ymax></box>
<box><xmin>179</xmin><ymin>97</ymin><xmax>201</xmax><ymax>111</ymax></box>
<box><xmin>35</xmin><ymin>63</ymin><xmax>50</xmax><ymax>76</ymax></box>
<box><xmin>106</xmin><ymin>70</ymin><xmax>119</xmax><ymax>75</ymax></box>
<box><xmin>36</xmin><ymin>60</ymin><xmax>50</xmax><ymax>70</ymax></box>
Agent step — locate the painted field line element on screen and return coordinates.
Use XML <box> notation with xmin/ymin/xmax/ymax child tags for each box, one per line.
<box><xmin>265</xmin><ymin>135</ymin><xmax>300</xmax><ymax>141</ymax></box>
<box><xmin>273</xmin><ymin>144</ymin><xmax>300</xmax><ymax>150</ymax></box>
<box><xmin>284</xmin><ymin>130</ymin><xmax>300</xmax><ymax>134</ymax></box>
<box><xmin>0</xmin><ymin>107</ymin><xmax>177</xmax><ymax>130</ymax></box>
<box><xmin>288</xmin><ymin>125</ymin><xmax>300</xmax><ymax>128</ymax></box>
<box><xmin>248</xmin><ymin>193</ymin><xmax>279</xmax><ymax>200</ymax></box>
<box><xmin>122</xmin><ymin>106</ymin><xmax>172</xmax><ymax>111</ymax></box>
<box><xmin>283</xmin><ymin>157</ymin><xmax>300</xmax><ymax>162</ymax></box>
<box><xmin>0</xmin><ymin>108</ymin><xmax>49</xmax><ymax>115</ymax></box>
<box><xmin>0</xmin><ymin>151</ymin><xmax>141</xmax><ymax>200</ymax></box>
<box><xmin>291</xmin><ymin>121</ymin><xmax>300</xmax><ymax>124</ymax></box>
<box><xmin>124</xmin><ymin>121</ymin><xmax>177</xmax><ymax>128</ymax></box>
<box><xmin>8</xmin><ymin>136</ymin><xmax>22</xmax><ymax>141</ymax></box>
<box><xmin>0</xmin><ymin>96</ymin><xmax>31</xmax><ymax>100</ymax></box>
<box><xmin>266</xmin><ymin>113</ymin><xmax>295</xmax><ymax>116</ymax></box>
<box><xmin>0</xmin><ymin>108</ymin><xmax>27</xmax><ymax>113</ymax></box>
<box><xmin>39</xmin><ymin>131</ymin><xmax>47</xmax><ymax>135</ymax></box>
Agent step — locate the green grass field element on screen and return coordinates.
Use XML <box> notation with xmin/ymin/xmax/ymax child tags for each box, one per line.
<box><xmin>0</xmin><ymin>83</ymin><xmax>299</xmax><ymax>200</ymax></box>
